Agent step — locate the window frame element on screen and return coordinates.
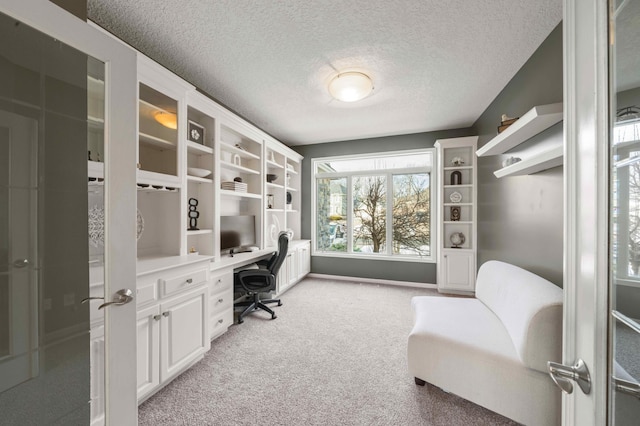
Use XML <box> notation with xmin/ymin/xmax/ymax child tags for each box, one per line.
<box><xmin>311</xmin><ymin>148</ymin><xmax>437</xmax><ymax>263</ymax></box>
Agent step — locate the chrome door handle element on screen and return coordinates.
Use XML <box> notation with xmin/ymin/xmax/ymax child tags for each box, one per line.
<box><xmin>81</xmin><ymin>296</ymin><xmax>104</xmax><ymax>304</ymax></box>
<box><xmin>548</xmin><ymin>358</ymin><xmax>591</xmax><ymax>395</ymax></box>
<box><xmin>13</xmin><ymin>259</ymin><xmax>29</xmax><ymax>268</ymax></box>
<box><xmin>98</xmin><ymin>289</ymin><xmax>134</xmax><ymax>310</ymax></box>
<box><xmin>613</xmin><ymin>377</ymin><xmax>640</xmax><ymax>399</ymax></box>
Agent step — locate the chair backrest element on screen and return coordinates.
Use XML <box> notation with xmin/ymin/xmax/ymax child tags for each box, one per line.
<box><xmin>267</xmin><ymin>232</ymin><xmax>289</xmax><ymax>276</ymax></box>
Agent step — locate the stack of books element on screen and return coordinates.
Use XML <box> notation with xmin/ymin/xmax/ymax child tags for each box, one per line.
<box><xmin>221</xmin><ymin>181</ymin><xmax>247</xmax><ymax>192</ymax></box>
<box><xmin>498</xmin><ymin>116</ymin><xmax>519</xmax><ymax>133</ymax></box>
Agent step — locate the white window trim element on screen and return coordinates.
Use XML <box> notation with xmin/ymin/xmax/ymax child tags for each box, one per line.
<box><xmin>311</xmin><ymin>148</ymin><xmax>437</xmax><ymax>263</ymax></box>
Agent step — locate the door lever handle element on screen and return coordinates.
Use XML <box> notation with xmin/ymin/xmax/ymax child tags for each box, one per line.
<box><xmin>548</xmin><ymin>358</ymin><xmax>591</xmax><ymax>395</ymax></box>
<box><xmin>81</xmin><ymin>296</ymin><xmax>104</xmax><ymax>304</ymax></box>
<box><xmin>98</xmin><ymin>289</ymin><xmax>134</xmax><ymax>310</ymax></box>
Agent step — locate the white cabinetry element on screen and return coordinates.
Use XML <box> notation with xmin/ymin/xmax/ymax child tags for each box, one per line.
<box><xmin>435</xmin><ymin>136</ymin><xmax>478</xmax><ymax>294</ymax></box>
<box><xmin>208</xmin><ymin>268</ymin><xmax>234</xmax><ymax>340</ymax></box>
<box><xmin>277</xmin><ymin>240</ymin><xmax>311</xmax><ymax>295</ymax></box>
<box><xmin>134</xmin><ymin>258</ymin><xmax>211</xmax><ymax>403</ymax></box>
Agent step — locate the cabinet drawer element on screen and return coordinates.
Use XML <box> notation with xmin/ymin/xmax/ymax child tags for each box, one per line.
<box><xmin>210</xmin><ymin>309</ymin><xmax>233</xmax><ymax>340</ymax></box>
<box><xmin>161</xmin><ymin>268</ymin><xmax>207</xmax><ymax>298</ymax></box>
<box><xmin>210</xmin><ymin>270</ymin><xmax>233</xmax><ymax>294</ymax></box>
<box><xmin>209</xmin><ymin>288</ymin><xmax>233</xmax><ymax>317</ymax></box>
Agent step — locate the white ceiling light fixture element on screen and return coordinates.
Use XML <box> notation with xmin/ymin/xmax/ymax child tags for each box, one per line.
<box><xmin>328</xmin><ymin>71</ymin><xmax>374</xmax><ymax>102</ymax></box>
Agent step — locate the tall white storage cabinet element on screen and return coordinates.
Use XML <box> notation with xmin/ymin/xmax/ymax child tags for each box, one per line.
<box><xmin>435</xmin><ymin>136</ymin><xmax>478</xmax><ymax>294</ymax></box>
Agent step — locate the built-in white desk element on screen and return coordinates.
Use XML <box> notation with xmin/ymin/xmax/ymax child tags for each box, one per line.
<box><xmin>210</xmin><ymin>249</ymin><xmax>274</xmax><ymax>272</ymax></box>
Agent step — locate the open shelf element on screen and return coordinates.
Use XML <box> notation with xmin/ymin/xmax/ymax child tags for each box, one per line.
<box><xmin>219</xmin><ymin>141</ymin><xmax>260</xmax><ymax>160</ymax></box>
<box><xmin>266</xmin><ymin>182</ymin><xmax>284</xmax><ymax>190</ymax></box>
<box><xmin>266</xmin><ymin>159</ymin><xmax>284</xmax><ymax>169</ymax></box>
<box><xmin>220</xmin><ymin>161</ymin><xmax>259</xmax><ymax>175</ymax></box>
<box><xmin>493</xmin><ymin>145</ymin><xmax>563</xmax><ymax>178</ymax></box>
<box><xmin>187</xmin><ymin>175</ymin><xmax>213</xmax><ymax>184</ymax></box>
<box><xmin>476</xmin><ymin>103</ymin><xmax>563</xmax><ymax>157</ymax></box>
<box><xmin>220</xmin><ymin>189</ymin><xmax>262</xmax><ymax>199</ymax></box>
<box><xmin>186</xmin><ymin>229</ymin><xmax>213</xmax><ymax>236</ymax></box>
<box><xmin>187</xmin><ymin>141</ymin><xmax>213</xmax><ymax>155</ymax></box>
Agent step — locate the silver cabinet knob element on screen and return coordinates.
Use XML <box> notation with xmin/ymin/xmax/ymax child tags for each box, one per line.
<box><xmin>153</xmin><ymin>315</ymin><xmax>162</xmax><ymax>321</ymax></box>
<box><xmin>162</xmin><ymin>311</ymin><xmax>170</xmax><ymax>317</ymax></box>
<box><xmin>186</xmin><ymin>278</ymin><xmax>193</xmax><ymax>284</ymax></box>
<box><xmin>218</xmin><ymin>319</ymin><xmax>224</xmax><ymax>324</ymax></box>
<box><xmin>218</xmin><ymin>298</ymin><xmax>224</xmax><ymax>303</ymax></box>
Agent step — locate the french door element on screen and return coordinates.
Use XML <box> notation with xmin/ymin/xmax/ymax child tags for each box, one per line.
<box><xmin>563</xmin><ymin>0</ymin><xmax>640</xmax><ymax>424</ymax></box>
<box><xmin>0</xmin><ymin>1</ymin><xmax>137</xmax><ymax>424</ymax></box>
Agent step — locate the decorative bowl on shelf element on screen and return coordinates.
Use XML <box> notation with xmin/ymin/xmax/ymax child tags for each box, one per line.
<box><xmin>266</xmin><ymin>173</ymin><xmax>278</xmax><ymax>183</ymax></box>
<box><xmin>187</xmin><ymin>167</ymin><xmax>212</xmax><ymax>178</ymax></box>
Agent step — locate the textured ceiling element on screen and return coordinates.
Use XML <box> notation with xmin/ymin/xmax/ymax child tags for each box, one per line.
<box><xmin>87</xmin><ymin>0</ymin><xmax>562</xmax><ymax>146</ymax></box>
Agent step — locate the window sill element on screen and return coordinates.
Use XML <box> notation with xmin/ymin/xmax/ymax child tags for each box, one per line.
<box><xmin>312</xmin><ymin>252</ymin><xmax>436</xmax><ymax>263</ymax></box>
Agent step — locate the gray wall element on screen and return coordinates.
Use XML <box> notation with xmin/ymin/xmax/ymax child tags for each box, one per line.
<box><xmin>472</xmin><ymin>23</ymin><xmax>564</xmax><ymax>286</ymax></box>
<box><xmin>293</xmin><ymin>128</ymin><xmax>473</xmax><ymax>284</ymax></box>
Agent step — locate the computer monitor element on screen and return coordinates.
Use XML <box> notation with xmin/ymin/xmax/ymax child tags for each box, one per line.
<box><xmin>220</xmin><ymin>215</ymin><xmax>256</xmax><ymax>254</ymax></box>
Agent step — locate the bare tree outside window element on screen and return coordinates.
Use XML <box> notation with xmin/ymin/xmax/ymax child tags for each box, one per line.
<box><xmin>353</xmin><ymin>176</ymin><xmax>386</xmax><ymax>253</ymax></box>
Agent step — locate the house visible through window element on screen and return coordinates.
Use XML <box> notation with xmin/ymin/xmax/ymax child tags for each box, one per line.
<box><xmin>313</xmin><ymin>150</ymin><xmax>435</xmax><ymax>261</ymax></box>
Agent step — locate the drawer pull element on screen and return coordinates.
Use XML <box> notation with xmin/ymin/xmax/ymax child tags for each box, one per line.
<box><xmin>218</xmin><ymin>319</ymin><xmax>224</xmax><ymax>324</ymax></box>
<box><xmin>186</xmin><ymin>278</ymin><xmax>193</xmax><ymax>284</ymax></box>
<box><xmin>153</xmin><ymin>315</ymin><xmax>162</xmax><ymax>321</ymax></box>
<box><xmin>218</xmin><ymin>298</ymin><xmax>224</xmax><ymax>303</ymax></box>
<box><xmin>162</xmin><ymin>311</ymin><xmax>170</xmax><ymax>317</ymax></box>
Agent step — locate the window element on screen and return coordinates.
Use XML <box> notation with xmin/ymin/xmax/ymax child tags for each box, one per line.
<box><xmin>313</xmin><ymin>150</ymin><xmax>435</xmax><ymax>261</ymax></box>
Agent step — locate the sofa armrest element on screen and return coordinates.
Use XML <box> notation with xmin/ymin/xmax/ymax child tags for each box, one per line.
<box><xmin>476</xmin><ymin>261</ymin><xmax>563</xmax><ymax>372</ymax></box>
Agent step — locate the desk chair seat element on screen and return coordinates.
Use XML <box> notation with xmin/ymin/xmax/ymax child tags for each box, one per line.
<box><xmin>234</xmin><ymin>232</ymin><xmax>289</xmax><ymax>324</ymax></box>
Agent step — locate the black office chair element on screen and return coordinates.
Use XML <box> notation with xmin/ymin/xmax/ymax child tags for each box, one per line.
<box><xmin>234</xmin><ymin>232</ymin><xmax>289</xmax><ymax>324</ymax></box>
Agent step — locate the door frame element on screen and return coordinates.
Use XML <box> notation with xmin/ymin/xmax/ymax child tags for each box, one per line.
<box><xmin>563</xmin><ymin>0</ymin><xmax>610</xmax><ymax>424</ymax></box>
<box><xmin>0</xmin><ymin>0</ymin><xmax>138</xmax><ymax>424</ymax></box>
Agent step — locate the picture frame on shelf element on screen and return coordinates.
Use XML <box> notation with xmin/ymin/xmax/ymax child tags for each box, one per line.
<box><xmin>188</xmin><ymin>120</ymin><xmax>205</xmax><ymax>144</ymax></box>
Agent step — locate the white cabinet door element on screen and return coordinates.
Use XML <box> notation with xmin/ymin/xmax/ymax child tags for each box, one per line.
<box><xmin>298</xmin><ymin>243</ymin><xmax>310</xmax><ymax>279</ymax></box>
<box><xmin>287</xmin><ymin>252</ymin><xmax>297</xmax><ymax>285</ymax></box>
<box><xmin>160</xmin><ymin>287</ymin><xmax>209</xmax><ymax>382</ymax></box>
<box><xmin>136</xmin><ymin>305</ymin><xmax>160</xmax><ymax>402</ymax></box>
<box><xmin>439</xmin><ymin>250</ymin><xmax>475</xmax><ymax>293</ymax></box>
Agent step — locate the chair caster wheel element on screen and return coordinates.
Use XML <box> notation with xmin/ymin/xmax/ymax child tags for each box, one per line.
<box><xmin>271</xmin><ymin>314</ymin><xmax>277</xmax><ymax>320</ymax></box>
<box><xmin>277</xmin><ymin>301</ymin><xmax>282</xmax><ymax>306</ymax></box>
<box><xmin>238</xmin><ymin>318</ymin><xmax>244</xmax><ymax>324</ymax></box>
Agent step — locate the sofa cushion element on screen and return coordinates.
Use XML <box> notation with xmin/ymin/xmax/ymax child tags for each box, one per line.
<box><xmin>475</xmin><ymin>261</ymin><xmax>563</xmax><ymax>372</ymax></box>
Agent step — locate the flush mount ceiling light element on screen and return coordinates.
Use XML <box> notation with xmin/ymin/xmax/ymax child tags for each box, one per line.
<box><xmin>154</xmin><ymin>111</ymin><xmax>177</xmax><ymax>129</ymax></box>
<box><xmin>328</xmin><ymin>71</ymin><xmax>374</xmax><ymax>102</ymax></box>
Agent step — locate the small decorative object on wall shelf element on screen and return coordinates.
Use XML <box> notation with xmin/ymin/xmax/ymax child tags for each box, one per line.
<box><xmin>450</xmin><ymin>191</ymin><xmax>462</xmax><ymax>203</ymax></box>
<box><xmin>232</xmin><ymin>154</ymin><xmax>241</xmax><ymax>166</ymax></box>
<box><xmin>266</xmin><ymin>194</ymin><xmax>274</xmax><ymax>209</ymax></box>
<box><xmin>188</xmin><ymin>198</ymin><xmax>200</xmax><ymax>230</ymax></box>
<box><xmin>502</xmin><ymin>157</ymin><xmax>522</xmax><ymax>168</ymax></box>
<box><xmin>188</xmin><ymin>120</ymin><xmax>205</xmax><ymax>144</ymax></box>
<box><xmin>498</xmin><ymin>113</ymin><xmax>519</xmax><ymax>133</ymax></box>
<box><xmin>450</xmin><ymin>170</ymin><xmax>462</xmax><ymax>185</ymax></box>
<box><xmin>451</xmin><ymin>157</ymin><xmax>465</xmax><ymax>166</ymax></box>
<box><xmin>189</xmin><ymin>246</ymin><xmax>198</xmax><ymax>255</ymax></box>
<box><xmin>89</xmin><ymin>206</ymin><xmax>144</xmax><ymax>247</ymax></box>
<box><xmin>234</xmin><ymin>143</ymin><xmax>246</xmax><ymax>151</ymax></box>
<box><xmin>286</xmin><ymin>191</ymin><xmax>292</xmax><ymax>205</ymax></box>
<box><xmin>269</xmin><ymin>150</ymin><xmax>276</xmax><ymax>162</ymax></box>
<box><xmin>450</xmin><ymin>232</ymin><xmax>466</xmax><ymax>248</ymax></box>
<box><xmin>266</xmin><ymin>173</ymin><xmax>278</xmax><ymax>183</ymax></box>
<box><xmin>450</xmin><ymin>206</ymin><xmax>461</xmax><ymax>221</ymax></box>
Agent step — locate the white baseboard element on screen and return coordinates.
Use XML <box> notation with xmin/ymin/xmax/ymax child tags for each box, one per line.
<box><xmin>306</xmin><ymin>273</ymin><xmax>437</xmax><ymax>289</ymax></box>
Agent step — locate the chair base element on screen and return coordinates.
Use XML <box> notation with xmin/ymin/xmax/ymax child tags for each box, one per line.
<box><xmin>234</xmin><ymin>293</ymin><xmax>282</xmax><ymax>324</ymax></box>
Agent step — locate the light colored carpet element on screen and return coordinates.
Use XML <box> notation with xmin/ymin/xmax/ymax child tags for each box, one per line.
<box><xmin>138</xmin><ymin>278</ymin><xmax>517</xmax><ymax>425</ymax></box>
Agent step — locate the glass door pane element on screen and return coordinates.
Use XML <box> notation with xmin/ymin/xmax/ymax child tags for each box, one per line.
<box><xmin>609</xmin><ymin>0</ymin><xmax>640</xmax><ymax>422</ymax></box>
<box><xmin>0</xmin><ymin>11</ymin><xmax>105</xmax><ymax>424</ymax></box>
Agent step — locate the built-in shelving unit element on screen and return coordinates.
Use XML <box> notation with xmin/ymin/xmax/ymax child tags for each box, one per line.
<box><xmin>435</xmin><ymin>136</ymin><xmax>478</xmax><ymax>295</ymax></box>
